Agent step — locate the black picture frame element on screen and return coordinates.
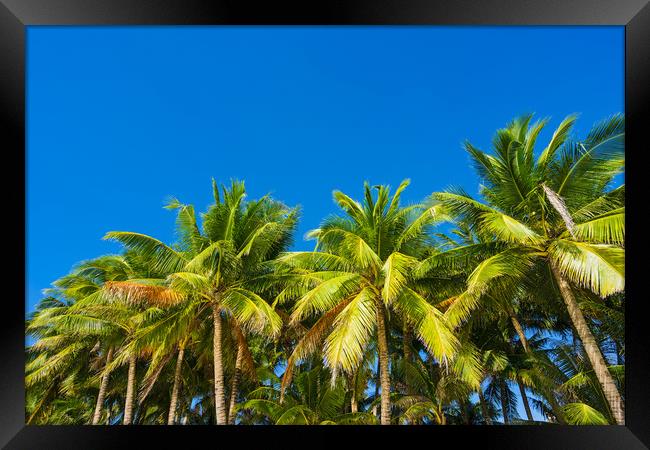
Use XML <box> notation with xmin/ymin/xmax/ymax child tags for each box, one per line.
<box><xmin>2</xmin><ymin>1</ymin><xmax>648</xmax><ymax>448</ymax></box>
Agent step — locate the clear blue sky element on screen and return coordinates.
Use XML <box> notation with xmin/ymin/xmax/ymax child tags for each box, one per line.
<box><xmin>26</xmin><ymin>26</ymin><xmax>623</xmax><ymax>420</ymax></box>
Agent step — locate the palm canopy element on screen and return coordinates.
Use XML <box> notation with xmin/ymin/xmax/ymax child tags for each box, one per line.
<box><xmin>277</xmin><ymin>180</ymin><xmax>464</xmax><ymax>394</ymax></box>
<box><xmin>424</xmin><ymin>114</ymin><xmax>624</xmax><ymax>326</ymax></box>
<box><xmin>103</xmin><ymin>179</ymin><xmax>298</xmax><ymax>339</ymax></box>
<box><xmin>426</xmin><ymin>114</ymin><xmax>625</xmax><ymax>424</ymax></box>
<box><xmin>25</xmin><ymin>113</ymin><xmax>625</xmax><ymax>426</ymax></box>
<box><xmin>101</xmin><ymin>180</ymin><xmax>299</xmax><ymax>424</ymax></box>
<box><xmin>25</xmin><ymin>253</ymin><xmax>163</xmax><ymax>424</ymax></box>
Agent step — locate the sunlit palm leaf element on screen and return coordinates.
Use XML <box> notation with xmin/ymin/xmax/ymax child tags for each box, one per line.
<box><xmin>290</xmin><ymin>273</ymin><xmax>361</xmax><ymax>324</ymax></box>
<box><xmin>563</xmin><ymin>402</ymin><xmax>609</xmax><ymax>425</ymax></box>
<box><xmin>222</xmin><ymin>288</ymin><xmax>282</xmax><ymax>337</ymax></box>
<box><xmin>323</xmin><ymin>288</ymin><xmax>376</xmax><ymax>380</ymax></box>
<box><xmin>572</xmin><ymin>208</ymin><xmax>624</xmax><ymax>245</ymax></box>
<box><xmin>382</xmin><ymin>252</ymin><xmax>417</xmax><ymax>304</ymax></box>
<box><xmin>395</xmin><ymin>288</ymin><xmax>459</xmax><ymax>363</ymax></box>
<box><xmin>548</xmin><ymin>240</ymin><xmax>624</xmax><ymax>297</ymax></box>
<box><xmin>103</xmin><ymin>232</ymin><xmax>186</xmax><ymax>274</ymax></box>
<box><xmin>479</xmin><ymin>211</ymin><xmax>544</xmax><ymax>245</ymax></box>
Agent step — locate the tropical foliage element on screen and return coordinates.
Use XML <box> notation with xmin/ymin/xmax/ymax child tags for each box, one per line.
<box><xmin>26</xmin><ymin>114</ymin><xmax>625</xmax><ymax>425</ymax></box>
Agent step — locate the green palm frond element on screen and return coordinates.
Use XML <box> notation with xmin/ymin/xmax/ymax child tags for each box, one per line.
<box><xmin>317</xmin><ymin>228</ymin><xmax>381</xmax><ymax>270</ymax></box>
<box><xmin>381</xmin><ymin>252</ymin><xmax>417</xmax><ymax>304</ymax></box>
<box><xmin>571</xmin><ymin>208</ymin><xmax>624</xmax><ymax>245</ymax></box>
<box><xmin>281</xmin><ymin>298</ymin><xmax>354</xmax><ymax>398</ymax></box>
<box><xmin>479</xmin><ymin>212</ymin><xmax>544</xmax><ymax>245</ymax></box>
<box><xmin>415</xmin><ymin>242</ymin><xmax>500</xmax><ymax>276</ymax></box>
<box><xmin>395</xmin><ymin>288</ymin><xmax>459</xmax><ymax>364</ymax></box>
<box><xmin>275</xmin><ymin>252</ymin><xmax>353</xmax><ymax>272</ymax></box>
<box><xmin>444</xmin><ymin>249</ymin><xmax>536</xmax><ymax>326</ymax></box>
<box><xmin>552</xmin><ymin>115</ymin><xmax>624</xmax><ymax>204</ymax></box>
<box><xmin>548</xmin><ymin>240</ymin><xmax>624</xmax><ymax>297</ymax></box>
<box><xmin>103</xmin><ymin>232</ymin><xmax>187</xmax><ymax>274</ymax></box>
<box><xmin>290</xmin><ymin>273</ymin><xmax>362</xmax><ymax>324</ymax></box>
<box><xmin>535</xmin><ymin>114</ymin><xmax>578</xmax><ymax>174</ymax></box>
<box><xmin>323</xmin><ymin>287</ymin><xmax>376</xmax><ymax>380</ymax></box>
<box><xmin>222</xmin><ymin>288</ymin><xmax>282</xmax><ymax>337</ymax></box>
<box><xmin>167</xmin><ymin>272</ymin><xmax>211</xmax><ymax>296</ymax></box>
<box><xmin>562</xmin><ymin>402</ymin><xmax>609</xmax><ymax>425</ymax></box>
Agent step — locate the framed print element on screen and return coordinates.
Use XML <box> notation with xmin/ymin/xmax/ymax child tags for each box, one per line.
<box><xmin>1</xmin><ymin>0</ymin><xmax>648</xmax><ymax>448</ymax></box>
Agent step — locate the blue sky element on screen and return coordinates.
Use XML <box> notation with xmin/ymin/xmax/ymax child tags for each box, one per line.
<box><xmin>27</xmin><ymin>26</ymin><xmax>623</xmax><ymax>421</ymax></box>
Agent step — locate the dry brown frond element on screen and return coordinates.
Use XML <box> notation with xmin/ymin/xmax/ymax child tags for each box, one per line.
<box><xmin>232</xmin><ymin>324</ymin><xmax>257</xmax><ymax>380</ymax></box>
<box><xmin>104</xmin><ymin>281</ymin><xmax>184</xmax><ymax>308</ymax></box>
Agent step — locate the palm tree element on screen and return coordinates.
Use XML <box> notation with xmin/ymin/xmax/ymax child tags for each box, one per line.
<box><xmin>25</xmin><ymin>123</ymin><xmax>625</xmax><ymax>427</ymax></box>
<box><xmin>276</xmin><ymin>180</ymin><xmax>461</xmax><ymax>425</ymax></box>
<box><xmin>430</xmin><ymin>114</ymin><xmax>625</xmax><ymax>423</ymax></box>
<box><xmin>26</xmin><ymin>255</ymin><xmax>144</xmax><ymax>425</ymax></box>
<box><xmin>104</xmin><ymin>180</ymin><xmax>296</xmax><ymax>424</ymax></box>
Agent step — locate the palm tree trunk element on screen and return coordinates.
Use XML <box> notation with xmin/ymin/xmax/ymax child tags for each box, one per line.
<box><xmin>478</xmin><ymin>386</ymin><xmax>492</xmax><ymax>425</ymax></box>
<box><xmin>227</xmin><ymin>342</ymin><xmax>244</xmax><ymax>425</ymax></box>
<box><xmin>375</xmin><ymin>299</ymin><xmax>391</xmax><ymax>425</ymax></box>
<box><xmin>517</xmin><ymin>378</ymin><xmax>533</xmax><ymax>422</ymax></box>
<box><xmin>550</xmin><ymin>262</ymin><xmax>625</xmax><ymax>425</ymax></box>
<box><xmin>509</xmin><ymin>312</ymin><xmax>566</xmax><ymax>424</ymax></box>
<box><xmin>212</xmin><ymin>305</ymin><xmax>228</xmax><ymax>425</ymax></box>
<box><xmin>500</xmin><ymin>379</ymin><xmax>509</xmax><ymax>425</ymax></box>
<box><xmin>167</xmin><ymin>346</ymin><xmax>185</xmax><ymax>425</ymax></box>
<box><xmin>349</xmin><ymin>368</ymin><xmax>358</xmax><ymax>413</ymax></box>
<box><xmin>123</xmin><ymin>353</ymin><xmax>137</xmax><ymax>425</ymax></box>
<box><xmin>509</xmin><ymin>312</ymin><xmax>530</xmax><ymax>353</ymax></box>
<box><xmin>92</xmin><ymin>347</ymin><xmax>113</xmax><ymax>425</ymax></box>
<box><xmin>544</xmin><ymin>390</ymin><xmax>567</xmax><ymax>425</ymax></box>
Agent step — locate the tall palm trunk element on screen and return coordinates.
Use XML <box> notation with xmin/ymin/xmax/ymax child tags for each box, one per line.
<box><xmin>550</xmin><ymin>262</ymin><xmax>625</xmax><ymax>425</ymax></box>
<box><xmin>478</xmin><ymin>386</ymin><xmax>492</xmax><ymax>425</ymax></box>
<box><xmin>545</xmin><ymin>390</ymin><xmax>567</xmax><ymax>425</ymax></box>
<box><xmin>167</xmin><ymin>345</ymin><xmax>185</xmax><ymax>425</ymax></box>
<box><xmin>517</xmin><ymin>378</ymin><xmax>533</xmax><ymax>421</ymax></box>
<box><xmin>510</xmin><ymin>311</ymin><xmax>567</xmax><ymax>424</ymax></box>
<box><xmin>212</xmin><ymin>305</ymin><xmax>227</xmax><ymax>425</ymax></box>
<box><xmin>508</xmin><ymin>312</ymin><xmax>530</xmax><ymax>353</ymax></box>
<box><xmin>375</xmin><ymin>299</ymin><xmax>391</xmax><ymax>425</ymax></box>
<box><xmin>228</xmin><ymin>342</ymin><xmax>244</xmax><ymax>424</ymax></box>
<box><xmin>349</xmin><ymin>369</ymin><xmax>358</xmax><ymax>413</ymax></box>
<box><xmin>92</xmin><ymin>347</ymin><xmax>113</xmax><ymax>425</ymax></box>
<box><xmin>499</xmin><ymin>379</ymin><xmax>509</xmax><ymax>425</ymax></box>
<box><xmin>509</xmin><ymin>313</ymin><xmax>535</xmax><ymax>422</ymax></box>
<box><xmin>123</xmin><ymin>353</ymin><xmax>137</xmax><ymax>425</ymax></box>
